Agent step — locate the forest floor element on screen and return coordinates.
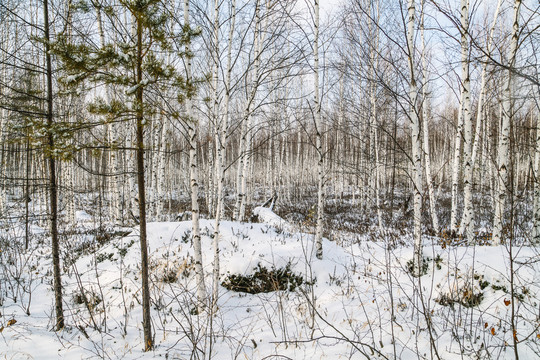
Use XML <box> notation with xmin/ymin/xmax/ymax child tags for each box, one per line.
<box><xmin>1</xmin><ymin>199</ymin><xmax>539</xmax><ymax>359</ymax></box>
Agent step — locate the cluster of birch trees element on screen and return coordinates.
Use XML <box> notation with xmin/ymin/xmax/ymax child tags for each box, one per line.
<box><xmin>0</xmin><ymin>0</ymin><xmax>539</xmax><ymax>348</ymax></box>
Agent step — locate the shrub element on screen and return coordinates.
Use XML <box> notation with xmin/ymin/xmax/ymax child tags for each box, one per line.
<box><xmin>222</xmin><ymin>263</ymin><xmax>305</xmax><ymax>294</ymax></box>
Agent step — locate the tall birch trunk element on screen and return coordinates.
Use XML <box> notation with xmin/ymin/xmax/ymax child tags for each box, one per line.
<box><xmin>155</xmin><ymin>118</ymin><xmax>168</xmax><ymax>219</ymax></box>
<box><xmin>406</xmin><ymin>0</ymin><xmax>423</xmax><ymax>275</ymax></box>
<box><xmin>234</xmin><ymin>1</ymin><xmax>263</xmax><ymax>222</ymax></box>
<box><xmin>493</xmin><ymin>0</ymin><xmax>521</xmax><ymax>245</ymax></box>
<box><xmin>450</xmin><ymin>92</ymin><xmax>464</xmax><ymax>232</ymax></box>
<box><xmin>314</xmin><ymin>0</ymin><xmax>325</xmax><ymax>259</ymax></box>
<box><xmin>421</xmin><ymin>0</ymin><xmax>439</xmax><ymax>233</ymax></box>
<box><xmin>95</xmin><ymin>2</ymin><xmax>123</xmax><ymax>224</ymax></box>
<box><xmin>371</xmin><ymin>0</ymin><xmax>382</xmax><ymax>231</ymax></box>
<box><xmin>0</xmin><ymin>32</ymin><xmax>6</xmax><ymax>217</ymax></box>
<box><xmin>211</xmin><ymin>0</ymin><xmax>220</xmax><ymax>312</ymax></box>
<box><xmin>184</xmin><ymin>0</ymin><xmax>207</xmax><ymax>311</ymax></box>
<box><xmin>212</xmin><ymin>0</ymin><xmax>236</xmax><ymax>311</ymax></box>
<box><xmin>461</xmin><ymin>0</ymin><xmax>502</xmax><ymax>238</ymax></box>
<box><xmin>534</xmin><ymin>111</ymin><xmax>540</xmax><ymax>243</ymax></box>
<box><xmin>459</xmin><ymin>0</ymin><xmax>474</xmax><ymax>242</ymax></box>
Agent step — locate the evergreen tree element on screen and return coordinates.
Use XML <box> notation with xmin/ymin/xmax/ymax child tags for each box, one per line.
<box><xmin>52</xmin><ymin>0</ymin><xmax>195</xmax><ymax>350</ymax></box>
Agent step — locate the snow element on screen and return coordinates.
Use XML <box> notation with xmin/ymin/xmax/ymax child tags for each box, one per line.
<box><xmin>253</xmin><ymin>206</ymin><xmax>291</xmax><ymax>231</ymax></box>
<box><xmin>1</xmin><ymin>208</ymin><xmax>539</xmax><ymax>359</ymax></box>
<box><xmin>75</xmin><ymin>210</ymin><xmax>92</xmax><ymax>221</ymax></box>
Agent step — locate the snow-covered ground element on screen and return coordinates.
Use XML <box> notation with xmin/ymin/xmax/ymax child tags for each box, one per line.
<box><xmin>1</xmin><ymin>208</ymin><xmax>539</xmax><ymax>359</ymax></box>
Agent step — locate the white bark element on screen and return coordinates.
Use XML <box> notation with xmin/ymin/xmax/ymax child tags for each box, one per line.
<box><xmin>450</xmin><ymin>92</ymin><xmax>464</xmax><ymax>232</ymax></box>
<box><xmin>63</xmin><ymin>160</ymin><xmax>75</xmax><ymax>224</ymax></box>
<box><xmin>370</xmin><ymin>0</ymin><xmax>382</xmax><ymax>231</ymax></box>
<box><xmin>461</xmin><ymin>0</ymin><xmax>503</xmax><ymax>239</ymax></box>
<box><xmin>338</xmin><ymin>74</ymin><xmax>345</xmax><ymax>200</ymax></box>
<box><xmin>234</xmin><ymin>1</ymin><xmax>263</xmax><ymax>222</ymax></box>
<box><xmin>314</xmin><ymin>0</ymin><xmax>324</xmax><ymax>259</ymax></box>
<box><xmin>406</xmin><ymin>0</ymin><xmax>423</xmax><ymax>275</ymax></box>
<box><xmin>534</xmin><ymin>111</ymin><xmax>540</xmax><ymax>243</ymax></box>
<box><xmin>184</xmin><ymin>0</ymin><xmax>207</xmax><ymax>312</ymax></box>
<box><xmin>420</xmin><ymin>1</ymin><xmax>439</xmax><ymax>233</ymax></box>
<box><xmin>459</xmin><ymin>0</ymin><xmax>474</xmax><ymax>242</ymax></box>
<box><xmin>211</xmin><ymin>0</ymin><xmax>220</xmax><ymax>312</ymax></box>
<box><xmin>95</xmin><ymin>2</ymin><xmax>123</xmax><ymax>224</ymax></box>
<box><xmin>128</xmin><ymin>133</ymin><xmax>138</xmax><ymax>220</ymax></box>
<box><xmin>155</xmin><ymin>118</ymin><xmax>168</xmax><ymax>219</ymax></box>
<box><xmin>0</xmin><ymin>45</ymin><xmax>6</xmax><ymax>216</ymax></box>
<box><xmin>212</xmin><ymin>0</ymin><xmax>236</xmax><ymax>310</ymax></box>
<box><xmin>493</xmin><ymin>0</ymin><xmax>521</xmax><ymax>245</ymax></box>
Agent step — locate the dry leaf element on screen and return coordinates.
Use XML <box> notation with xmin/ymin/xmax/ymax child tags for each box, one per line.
<box><xmin>491</xmin><ymin>327</ymin><xmax>496</xmax><ymax>336</ymax></box>
<box><xmin>504</xmin><ymin>299</ymin><xmax>511</xmax><ymax>306</ymax></box>
<box><xmin>0</xmin><ymin>326</ymin><xmax>4</xmax><ymax>333</ymax></box>
<box><xmin>484</xmin><ymin>322</ymin><xmax>488</xmax><ymax>329</ymax></box>
<box><xmin>7</xmin><ymin>319</ymin><xmax>16</xmax><ymax>327</ymax></box>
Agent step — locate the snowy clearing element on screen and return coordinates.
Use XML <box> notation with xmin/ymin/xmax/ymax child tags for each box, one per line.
<box><xmin>1</xmin><ymin>209</ymin><xmax>538</xmax><ymax>359</ymax></box>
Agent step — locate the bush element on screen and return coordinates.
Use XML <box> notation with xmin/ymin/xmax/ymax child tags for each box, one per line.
<box><xmin>437</xmin><ymin>288</ymin><xmax>483</xmax><ymax>309</ymax></box>
<box><xmin>222</xmin><ymin>263</ymin><xmax>305</xmax><ymax>294</ymax></box>
<box><xmin>406</xmin><ymin>257</ymin><xmax>429</xmax><ymax>277</ymax></box>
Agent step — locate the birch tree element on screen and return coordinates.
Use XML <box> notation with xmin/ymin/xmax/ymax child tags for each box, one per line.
<box><xmin>211</xmin><ymin>0</ymin><xmax>221</xmax><ymax>311</ymax></box>
<box><xmin>420</xmin><ymin>0</ymin><xmax>439</xmax><ymax>233</ymax></box>
<box><xmin>534</xmin><ymin>110</ymin><xmax>540</xmax><ymax>243</ymax></box>
<box><xmin>233</xmin><ymin>0</ymin><xmax>263</xmax><ymax>222</ymax></box>
<box><xmin>460</xmin><ymin>0</ymin><xmax>503</xmax><ymax>240</ymax></box>
<box><xmin>369</xmin><ymin>0</ymin><xmax>383</xmax><ymax>231</ymax></box>
<box><xmin>458</xmin><ymin>0</ymin><xmax>474</xmax><ymax>242</ymax></box>
<box><xmin>493</xmin><ymin>0</ymin><xmax>522</xmax><ymax>245</ymax></box>
<box><xmin>183</xmin><ymin>0</ymin><xmax>206</xmax><ymax>312</ymax></box>
<box><xmin>211</xmin><ymin>0</ymin><xmax>236</xmax><ymax>301</ymax></box>
<box><xmin>406</xmin><ymin>0</ymin><xmax>423</xmax><ymax>275</ymax></box>
<box><xmin>314</xmin><ymin>0</ymin><xmax>324</xmax><ymax>259</ymax></box>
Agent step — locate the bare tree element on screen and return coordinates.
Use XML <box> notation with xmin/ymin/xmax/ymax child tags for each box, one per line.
<box><xmin>493</xmin><ymin>0</ymin><xmax>522</xmax><ymax>245</ymax></box>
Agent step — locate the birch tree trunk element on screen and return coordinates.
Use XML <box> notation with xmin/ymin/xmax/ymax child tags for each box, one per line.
<box><xmin>94</xmin><ymin>2</ymin><xmax>123</xmax><ymax>224</ymax></box>
<box><xmin>369</xmin><ymin>0</ymin><xmax>382</xmax><ymax>231</ymax></box>
<box><xmin>406</xmin><ymin>0</ymin><xmax>423</xmax><ymax>275</ymax></box>
<box><xmin>461</xmin><ymin>0</ymin><xmax>502</xmax><ymax>238</ymax></box>
<box><xmin>493</xmin><ymin>0</ymin><xmax>521</xmax><ymax>245</ymax></box>
<box><xmin>450</xmin><ymin>92</ymin><xmax>464</xmax><ymax>232</ymax></box>
<box><xmin>212</xmin><ymin>0</ymin><xmax>236</xmax><ymax>311</ymax></box>
<box><xmin>314</xmin><ymin>0</ymin><xmax>324</xmax><ymax>259</ymax></box>
<box><xmin>211</xmin><ymin>0</ymin><xmax>220</xmax><ymax>312</ymax></box>
<box><xmin>155</xmin><ymin>117</ymin><xmax>168</xmax><ymax>219</ymax></box>
<box><xmin>421</xmin><ymin>0</ymin><xmax>439</xmax><ymax>233</ymax></box>
<box><xmin>458</xmin><ymin>0</ymin><xmax>475</xmax><ymax>242</ymax></box>
<box><xmin>534</xmin><ymin>111</ymin><xmax>540</xmax><ymax>243</ymax></box>
<box><xmin>0</xmin><ymin>38</ymin><xmax>6</xmax><ymax>217</ymax></box>
<box><xmin>234</xmin><ymin>1</ymin><xmax>263</xmax><ymax>222</ymax></box>
<box><xmin>184</xmin><ymin>0</ymin><xmax>207</xmax><ymax>312</ymax></box>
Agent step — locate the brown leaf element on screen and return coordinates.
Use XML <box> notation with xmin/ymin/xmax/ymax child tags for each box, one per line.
<box><xmin>7</xmin><ymin>319</ymin><xmax>16</xmax><ymax>327</ymax></box>
<box><xmin>484</xmin><ymin>322</ymin><xmax>488</xmax><ymax>329</ymax></box>
<box><xmin>504</xmin><ymin>299</ymin><xmax>511</xmax><ymax>306</ymax></box>
<box><xmin>491</xmin><ymin>327</ymin><xmax>496</xmax><ymax>336</ymax></box>
<box><xmin>0</xmin><ymin>326</ymin><xmax>4</xmax><ymax>333</ymax></box>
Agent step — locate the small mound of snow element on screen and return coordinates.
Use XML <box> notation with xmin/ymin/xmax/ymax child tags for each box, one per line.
<box><xmin>75</xmin><ymin>210</ymin><xmax>92</xmax><ymax>221</ymax></box>
<box><xmin>253</xmin><ymin>206</ymin><xmax>289</xmax><ymax>230</ymax></box>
